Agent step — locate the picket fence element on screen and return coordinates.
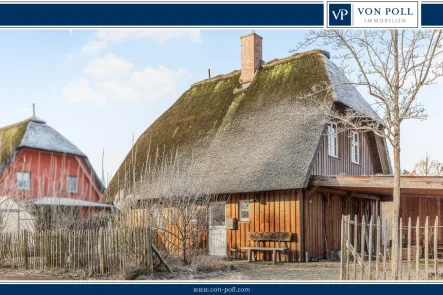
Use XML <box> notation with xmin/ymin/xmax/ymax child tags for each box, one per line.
<box><xmin>340</xmin><ymin>215</ymin><xmax>443</xmax><ymax>280</ymax></box>
<box><xmin>0</xmin><ymin>226</ymin><xmax>156</xmax><ymax>275</ymax></box>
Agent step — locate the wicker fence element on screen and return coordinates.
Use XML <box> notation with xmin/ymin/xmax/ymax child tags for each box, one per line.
<box><xmin>0</xmin><ymin>226</ymin><xmax>156</xmax><ymax>275</ymax></box>
<box><xmin>340</xmin><ymin>215</ymin><xmax>443</xmax><ymax>280</ymax></box>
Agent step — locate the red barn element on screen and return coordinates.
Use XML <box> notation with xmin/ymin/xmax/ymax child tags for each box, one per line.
<box><xmin>0</xmin><ymin>115</ymin><xmax>110</xmax><ymax>227</ymax></box>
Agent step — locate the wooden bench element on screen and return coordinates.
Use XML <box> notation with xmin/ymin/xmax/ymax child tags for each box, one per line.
<box><xmin>241</xmin><ymin>232</ymin><xmax>291</xmax><ymax>264</ymax></box>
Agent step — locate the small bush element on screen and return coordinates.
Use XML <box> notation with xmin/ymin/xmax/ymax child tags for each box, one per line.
<box><xmin>190</xmin><ymin>255</ymin><xmax>235</xmax><ymax>272</ymax></box>
<box><xmin>123</xmin><ymin>264</ymin><xmax>147</xmax><ymax>280</ymax></box>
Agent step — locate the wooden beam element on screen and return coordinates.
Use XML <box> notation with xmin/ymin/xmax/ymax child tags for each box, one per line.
<box><xmin>310</xmin><ymin>175</ymin><xmax>443</xmax><ymax>190</ymax></box>
<box><xmin>306</xmin><ymin>185</ymin><xmax>319</xmax><ymax>199</ymax></box>
<box><xmin>317</xmin><ymin>187</ymin><xmax>347</xmax><ymax>196</ymax></box>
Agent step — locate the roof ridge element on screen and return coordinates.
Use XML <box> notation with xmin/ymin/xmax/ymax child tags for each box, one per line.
<box><xmin>0</xmin><ymin>117</ymin><xmax>31</xmax><ymax>132</ymax></box>
<box><xmin>191</xmin><ymin>70</ymin><xmax>240</xmax><ymax>88</ymax></box>
<box><xmin>263</xmin><ymin>50</ymin><xmax>330</xmax><ymax>68</ymax></box>
<box><xmin>189</xmin><ymin>50</ymin><xmax>329</xmax><ymax>88</ymax></box>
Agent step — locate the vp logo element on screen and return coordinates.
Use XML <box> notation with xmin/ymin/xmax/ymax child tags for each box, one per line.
<box><xmin>332</xmin><ymin>8</ymin><xmax>348</xmax><ymax>20</ymax></box>
<box><xmin>329</xmin><ymin>3</ymin><xmax>352</xmax><ymax>26</ymax></box>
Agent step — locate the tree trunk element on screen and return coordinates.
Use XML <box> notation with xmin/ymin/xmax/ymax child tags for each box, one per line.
<box><xmin>182</xmin><ymin>227</ymin><xmax>187</xmax><ymax>265</ymax></box>
<box><xmin>391</xmin><ymin>29</ymin><xmax>401</xmax><ymax>281</ymax></box>
<box><xmin>391</xmin><ymin>142</ymin><xmax>401</xmax><ymax>280</ymax></box>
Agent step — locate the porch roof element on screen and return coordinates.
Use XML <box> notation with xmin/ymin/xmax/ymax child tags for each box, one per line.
<box><xmin>309</xmin><ymin>175</ymin><xmax>443</xmax><ymax>200</ymax></box>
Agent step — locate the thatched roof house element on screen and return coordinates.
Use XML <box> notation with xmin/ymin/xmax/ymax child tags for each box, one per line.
<box><xmin>104</xmin><ymin>33</ymin><xmax>390</xmax><ymax>203</ymax></box>
<box><xmin>104</xmin><ymin>32</ymin><xmax>393</xmax><ymax>261</ymax></box>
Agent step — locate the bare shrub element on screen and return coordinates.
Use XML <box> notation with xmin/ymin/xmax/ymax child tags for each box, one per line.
<box><xmin>123</xmin><ymin>264</ymin><xmax>147</xmax><ymax>280</ymax></box>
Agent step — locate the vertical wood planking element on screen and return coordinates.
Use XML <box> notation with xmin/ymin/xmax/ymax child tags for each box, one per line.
<box><xmin>425</xmin><ymin>216</ymin><xmax>429</xmax><ymax>280</ymax></box>
<box><xmin>416</xmin><ymin>216</ymin><xmax>420</xmax><ymax>279</ymax></box>
<box><xmin>407</xmin><ymin>217</ymin><xmax>411</xmax><ymax>280</ymax></box>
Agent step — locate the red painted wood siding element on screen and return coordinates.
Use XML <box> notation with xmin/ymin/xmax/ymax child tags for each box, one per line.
<box><xmin>1</xmin><ymin>148</ymin><xmax>102</xmax><ymax>205</ymax></box>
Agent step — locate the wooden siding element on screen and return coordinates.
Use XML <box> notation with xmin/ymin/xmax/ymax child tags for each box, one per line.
<box><xmin>226</xmin><ymin>190</ymin><xmax>302</xmax><ymax>262</ymax></box>
<box><xmin>311</xmin><ymin>130</ymin><xmax>374</xmax><ymax>176</ymax></box>
<box><xmin>400</xmin><ymin>195</ymin><xmax>443</xmax><ymax>242</ymax></box>
<box><xmin>304</xmin><ymin>190</ymin><xmax>379</xmax><ymax>259</ymax></box>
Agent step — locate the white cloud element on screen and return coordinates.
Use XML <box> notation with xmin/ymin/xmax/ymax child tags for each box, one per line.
<box><xmin>95</xmin><ymin>29</ymin><xmax>202</xmax><ymax>44</ymax></box>
<box><xmin>84</xmin><ymin>54</ymin><xmax>133</xmax><ymax>79</ymax></box>
<box><xmin>64</xmin><ymin>77</ymin><xmax>106</xmax><ymax>106</ymax></box>
<box><xmin>64</xmin><ymin>54</ymin><xmax>189</xmax><ymax>106</ymax></box>
<box><xmin>82</xmin><ymin>40</ymin><xmax>108</xmax><ymax>54</ymax></box>
<box><xmin>81</xmin><ymin>29</ymin><xmax>201</xmax><ymax>54</ymax></box>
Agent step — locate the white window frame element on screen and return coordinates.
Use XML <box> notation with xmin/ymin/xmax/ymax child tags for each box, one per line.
<box><xmin>328</xmin><ymin>123</ymin><xmax>339</xmax><ymax>158</ymax></box>
<box><xmin>17</xmin><ymin>172</ymin><xmax>31</xmax><ymax>190</ymax></box>
<box><xmin>239</xmin><ymin>200</ymin><xmax>250</xmax><ymax>222</ymax></box>
<box><xmin>67</xmin><ymin>176</ymin><xmax>78</xmax><ymax>193</ymax></box>
<box><xmin>351</xmin><ymin>131</ymin><xmax>360</xmax><ymax>164</ymax></box>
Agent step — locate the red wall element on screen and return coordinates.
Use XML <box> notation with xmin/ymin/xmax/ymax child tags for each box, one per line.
<box><xmin>0</xmin><ymin>148</ymin><xmax>103</xmax><ymax>216</ymax></box>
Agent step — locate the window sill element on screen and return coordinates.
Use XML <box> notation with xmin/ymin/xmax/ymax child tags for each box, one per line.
<box><xmin>328</xmin><ymin>155</ymin><xmax>340</xmax><ymax>159</ymax></box>
<box><xmin>239</xmin><ymin>220</ymin><xmax>250</xmax><ymax>223</ymax></box>
<box><xmin>351</xmin><ymin>161</ymin><xmax>361</xmax><ymax>166</ymax></box>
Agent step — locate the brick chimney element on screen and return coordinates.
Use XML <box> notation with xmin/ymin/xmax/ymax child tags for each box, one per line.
<box><xmin>240</xmin><ymin>32</ymin><xmax>263</xmax><ymax>84</ymax></box>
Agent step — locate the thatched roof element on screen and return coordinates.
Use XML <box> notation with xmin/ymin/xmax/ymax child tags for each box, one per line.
<box><xmin>0</xmin><ymin>116</ymin><xmax>104</xmax><ymax>191</ymax></box>
<box><xmin>103</xmin><ymin>50</ymin><xmax>390</xmax><ymax>202</ymax></box>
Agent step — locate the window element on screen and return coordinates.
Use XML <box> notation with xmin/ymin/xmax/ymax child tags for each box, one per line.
<box><xmin>239</xmin><ymin>200</ymin><xmax>249</xmax><ymax>221</ymax></box>
<box><xmin>67</xmin><ymin>176</ymin><xmax>78</xmax><ymax>193</ymax></box>
<box><xmin>328</xmin><ymin>123</ymin><xmax>338</xmax><ymax>157</ymax></box>
<box><xmin>16</xmin><ymin>172</ymin><xmax>30</xmax><ymax>190</ymax></box>
<box><xmin>351</xmin><ymin>132</ymin><xmax>360</xmax><ymax>164</ymax></box>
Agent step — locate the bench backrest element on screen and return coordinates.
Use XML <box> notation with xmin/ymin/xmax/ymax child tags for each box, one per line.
<box><xmin>247</xmin><ymin>232</ymin><xmax>292</xmax><ymax>242</ymax></box>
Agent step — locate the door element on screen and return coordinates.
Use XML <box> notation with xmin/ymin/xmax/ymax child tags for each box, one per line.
<box><xmin>208</xmin><ymin>201</ymin><xmax>227</xmax><ymax>256</ymax></box>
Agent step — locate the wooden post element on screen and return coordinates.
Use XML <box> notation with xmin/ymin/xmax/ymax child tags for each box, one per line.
<box><xmin>376</xmin><ymin>216</ymin><xmax>380</xmax><ymax>280</ymax></box>
<box><xmin>383</xmin><ymin>219</ymin><xmax>387</xmax><ymax>280</ymax></box>
<box><xmin>407</xmin><ymin>217</ymin><xmax>411</xmax><ymax>280</ymax></box>
<box><xmin>368</xmin><ymin>216</ymin><xmax>373</xmax><ymax>280</ymax></box>
<box><xmin>434</xmin><ymin>216</ymin><xmax>438</xmax><ymax>280</ymax></box>
<box><xmin>399</xmin><ymin>217</ymin><xmax>403</xmax><ymax>279</ymax></box>
<box><xmin>340</xmin><ymin>215</ymin><xmax>345</xmax><ymax>280</ymax></box>
<box><xmin>353</xmin><ymin>214</ymin><xmax>358</xmax><ymax>280</ymax></box>
<box><xmin>99</xmin><ymin>227</ymin><xmax>105</xmax><ymax>274</ymax></box>
<box><xmin>147</xmin><ymin>224</ymin><xmax>154</xmax><ymax>274</ymax></box>
<box><xmin>23</xmin><ymin>230</ymin><xmax>29</xmax><ymax>267</ymax></box>
<box><xmin>425</xmin><ymin>216</ymin><xmax>429</xmax><ymax>280</ymax></box>
<box><xmin>346</xmin><ymin>215</ymin><xmax>350</xmax><ymax>280</ymax></box>
<box><xmin>416</xmin><ymin>216</ymin><xmax>420</xmax><ymax>280</ymax></box>
<box><xmin>360</xmin><ymin>216</ymin><xmax>366</xmax><ymax>280</ymax></box>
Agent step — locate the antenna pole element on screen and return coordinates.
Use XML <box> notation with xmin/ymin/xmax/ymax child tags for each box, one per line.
<box><xmin>32</xmin><ymin>103</ymin><xmax>35</xmax><ymax>117</ymax></box>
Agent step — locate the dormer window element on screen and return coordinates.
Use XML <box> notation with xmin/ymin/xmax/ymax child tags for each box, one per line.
<box><xmin>351</xmin><ymin>132</ymin><xmax>360</xmax><ymax>164</ymax></box>
<box><xmin>328</xmin><ymin>123</ymin><xmax>338</xmax><ymax>158</ymax></box>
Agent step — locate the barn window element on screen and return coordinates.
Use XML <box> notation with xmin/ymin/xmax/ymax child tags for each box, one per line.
<box><xmin>351</xmin><ymin>132</ymin><xmax>360</xmax><ymax>164</ymax></box>
<box><xmin>328</xmin><ymin>123</ymin><xmax>338</xmax><ymax>158</ymax></box>
<box><xmin>67</xmin><ymin>176</ymin><xmax>78</xmax><ymax>193</ymax></box>
<box><xmin>239</xmin><ymin>200</ymin><xmax>249</xmax><ymax>221</ymax></box>
<box><xmin>17</xmin><ymin>172</ymin><xmax>30</xmax><ymax>190</ymax></box>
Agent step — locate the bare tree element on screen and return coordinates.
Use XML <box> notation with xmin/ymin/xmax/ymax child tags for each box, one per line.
<box><xmin>295</xmin><ymin>30</ymin><xmax>443</xmax><ymax>279</ymax></box>
<box><xmin>410</xmin><ymin>153</ymin><xmax>443</xmax><ymax>176</ymax></box>
<box><xmin>120</xmin><ymin>148</ymin><xmax>227</xmax><ymax>265</ymax></box>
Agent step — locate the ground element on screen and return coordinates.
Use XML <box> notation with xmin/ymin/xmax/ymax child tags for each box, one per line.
<box><xmin>197</xmin><ymin>260</ymin><xmax>340</xmax><ymax>281</ymax></box>
<box><xmin>0</xmin><ymin>260</ymin><xmax>340</xmax><ymax>281</ymax></box>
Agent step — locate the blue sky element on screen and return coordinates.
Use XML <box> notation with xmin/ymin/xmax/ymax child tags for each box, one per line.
<box><xmin>0</xmin><ymin>29</ymin><xmax>442</xmax><ymax>183</ymax></box>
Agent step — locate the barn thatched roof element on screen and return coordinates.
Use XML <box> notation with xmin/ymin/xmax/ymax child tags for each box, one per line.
<box><xmin>103</xmin><ymin>50</ymin><xmax>390</xmax><ymax>202</ymax></box>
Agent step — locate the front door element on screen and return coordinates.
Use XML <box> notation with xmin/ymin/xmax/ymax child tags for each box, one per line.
<box><xmin>208</xmin><ymin>201</ymin><xmax>227</xmax><ymax>256</ymax></box>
